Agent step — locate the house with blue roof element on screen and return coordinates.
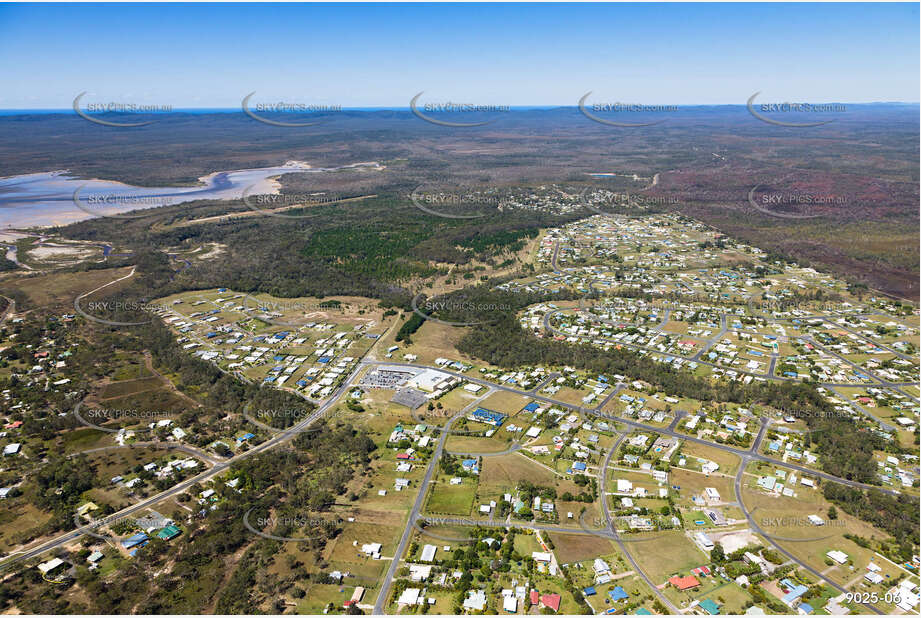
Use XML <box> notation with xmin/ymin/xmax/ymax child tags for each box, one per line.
<box><xmin>573</xmin><ymin>462</ymin><xmax>587</xmax><ymax>472</ymax></box>
<box><xmin>523</xmin><ymin>402</ymin><xmax>539</xmax><ymax>412</ymax></box>
<box><xmin>609</xmin><ymin>586</ymin><xmax>629</xmax><ymax>602</ymax></box>
<box><xmin>461</xmin><ymin>458</ymin><xmax>480</xmax><ymax>475</ymax></box>
<box><xmin>582</xmin><ymin>586</ymin><xmax>596</xmax><ymax>597</ymax></box>
<box><xmin>469</xmin><ymin>407</ymin><xmax>507</xmax><ymax>427</ymax></box>
<box><xmin>780</xmin><ymin>579</ymin><xmax>808</xmax><ymax>607</ymax></box>
<box><xmin>798</xmin><ymin>602</ymin><xmax>813</xmax><ymax>615</ymax></box>
<box><xmin>121</xmin><ymin>532</ymin><xmax>148</xmax><ymax>549</ymax></box>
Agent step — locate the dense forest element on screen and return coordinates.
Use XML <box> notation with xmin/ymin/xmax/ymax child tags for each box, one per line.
<box><xmin>57</xmin><ymin>191</ymin><xmax>573</xmax><ymax>306</ymax></box>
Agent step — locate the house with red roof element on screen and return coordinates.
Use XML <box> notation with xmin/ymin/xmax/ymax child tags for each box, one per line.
<box><xmin>529</xmin><ymin>590</ymin><xmax>539</xmax><ymax>606</ymax></box>
<box><xmin>668</xmin><ymin>575</ymin><xmax>701</xmax><ymax>591</ymax></box>
<box><xmin>691</xmin><ymin>565</ymin><xmax>711</xmax><ymax>577</ymax></box>
<box><xmin>539</xmin><ymin>593</ymin><xmax>561</xmax><ymax>612</ymax></box>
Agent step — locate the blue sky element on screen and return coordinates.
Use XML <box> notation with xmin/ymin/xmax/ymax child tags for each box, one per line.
<box><xmin>0</xmin><ymin>2</ymin><xmax>918</xmax><ymax>108</ymax></box>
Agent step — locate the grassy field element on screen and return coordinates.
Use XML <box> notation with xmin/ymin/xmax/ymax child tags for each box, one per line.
<box><xmin>547</xmin><ymin>531</ymin><xmax>616</xmax><ymax>564</ymax></box>
<box><xmin>480</xmin><ymin>453</ymin><xmax>558</xmax><ymax>492</ymax></box>
<box><xmin>625</xmin><ymin>531</ymin><xmax>709</xmax><ymax>584</ymax></box>
<box><xmin>424</xmin><ymin>475</ymin><xmax>478</xmax><ymax>516</ymax></box>
<box><xmin>739</xmin><ymin>478</ymin><xmax>906</xmax><ymax>588</ymax></box>
<box><xmin>477</xmin><ymin>390</ymin><xmax>532</xmax><ymax>415</ymax></box>
<box><xmin>0</xmin><ymin>502</ymin><xmax>53</xmax><ymax>553</ymax></box>
<box><xmin>670</xmin><ymin>467</ymin><xmax>736</xmax><ymax>505</ymax></box>
<box><xmin>678</xmin><ymin>442</ymin><xmax>742</xmax><ymax>475</ymax></box>
<box><xmin>0</xmin><ymin>266</ymin><xmax>135</xmax><ymax>311</ymax></box>
<box><xmin>445</xmin><ymin>433</ymin><xmax>515</xmax><ymax>454</ymax></box>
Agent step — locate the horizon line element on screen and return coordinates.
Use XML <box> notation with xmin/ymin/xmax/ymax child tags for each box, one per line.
<box><xmin>1</xmin><ymin>101</ymin><xmax>919</xmax><ymax>113</ymax></box>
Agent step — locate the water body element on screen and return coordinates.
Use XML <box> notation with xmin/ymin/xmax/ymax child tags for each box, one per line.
<box><xmin>0</xmin><ymin>161</ymin><xmax>381</xmax><ymax>228</ymax></box>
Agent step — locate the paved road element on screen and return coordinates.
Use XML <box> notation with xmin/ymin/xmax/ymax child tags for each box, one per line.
<box><xmin>528</xmin><ymin>372</ymin><xmax>560</xmax><ymax>394</ymax></box>
<box><xmin>368</xmin><ymin>360</ymin><xmax>902</xmax><ymax>497</ymax></box>
<box><xmin>599</xmin><ymin>433</ymin><xmax>679</xmax><ymax>613</ymax></box>
<box><xmin>593</xmin><ymin>382</ymin><xmax>626</xmax><ymax>411</ymax></box>
<box><xmin>816</xmin><ymin>316</ymin><xmax>915</xmax><ymax>362</ymax></box>
<box><xmin>691</xmin><ymin>313</ymin><xmax>728</xmax><ymax>361</ymax></box>
<box><xmin>733</xmin><ymin>462</ymin><xmax>882</xmax><ymax>615</ymax></box>
<box><xmin>825</xmin><ymin>384</ymin><xmax>897</xmax><ymax>432</ymax></box>
<box><xmin>550</xmin><ymin>239</ymin><xmax>562</xmax><ymax>273</ymax></box>
<box><xmin>415</xmin><ymin>516</ymin><xmax>617</xmax><ymax>540</ymax></box>
<box><xmin>444</xmin><ymin>442</ymin><xmax>522</xmax><ymax>458</ymax></box>
<box><xmin>545</xmin><ymin>310</ymin><xmax>918</xmax><ymax>389</ymax></box>
<box><xmin>373</xmin><ymin>391</ymin><xmax>489</xmax><ymax>614</ymax></box>
<box><xmin>69</xmin><ymin>440</ymin><xmax>224</xmax><ymax>467</ymax></box>
<box><xmin>0</xmin><ymin>362</ymin><xmax>365</xmax><ymax>572</ymax></box>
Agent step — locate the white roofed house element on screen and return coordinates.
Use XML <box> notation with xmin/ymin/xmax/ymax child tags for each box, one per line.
<box><xmin>463</xmin><ymin>589</ymin><xmax>487</xmax><ymax>611</ymax></box>
<box><xmin>826</xmin><ymin>550</ymin><xmax>848</xmax><ymax>565</ymax></box>
<box><xmin>397</xmin><ymin>588</ymin><xmax>422</xmax><ymax>606</ymax></box>
<box><xmin>420</xmin><ymin>544</ymin><xmax>437</xmax><ymax>562</ymax></box>
<box><xmin>593</xmin><ymin>557</ymin><xmax>611</xmax><ymax>574</ymax></box>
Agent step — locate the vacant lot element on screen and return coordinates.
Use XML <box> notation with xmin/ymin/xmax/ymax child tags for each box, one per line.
<box><xmin>425</xmin><ymin>476</ymin><xmax>478</xmax><ymax>516</ymax></box>
<box><xmin>548</xmin><ymin>531</ymin><xmax>616</xmax><ymax>564</ymax></box>
<box><xmin>1</xmin><ymin>266</ymin><xmax>135</xmax><ymax>311</ymax></box>
<box><xmin>625</xmin><ymin>531</ymin><xmax>708</xmax><ymax>584</ymax></box>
